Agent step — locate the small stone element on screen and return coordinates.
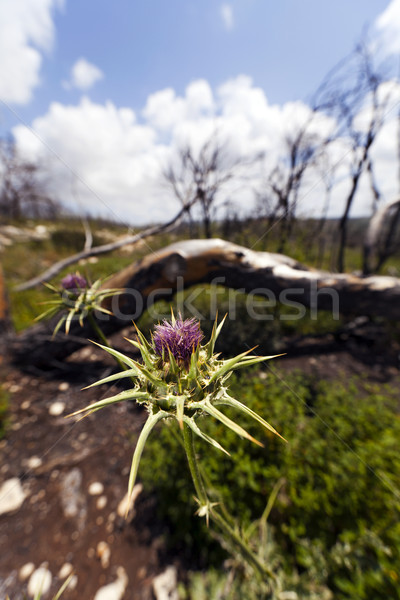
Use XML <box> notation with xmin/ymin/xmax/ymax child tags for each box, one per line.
<box><xmin>58</xmin><ymin>382</ymin><xmax>70</xmax><ymax>392</ymax></box>
<box><xmin>87</xmin><ymin>547</ymin><xmax>95</xmax><ymax>559</ymax></box>
<box><xmin>26</xmin><ymin>456</ymin><xmax>42</xmax><ymax>470</ymax></box>
<box><xmin>88</xmin><ymin>482</ymin><xmax>104</xmax><ymax>496</ymax></box>
<box><xmin>9</xmin><ymin>384</ymin><xmax>21</xmax><ymax>393</ymax></box>
<box><xmin>96</xmin><ymin>495</ymin><xmax>107</xmax><ymax>510</ymax></box>
<box><xmin>19</xmin><ymin>562</ymin><xmax>35</xmax><ymax>581</ymax></box>
<box><xmin>96</xmin><ymin>516</ymin><xmax>104</xmax><ymax>526</ymax></box>
<box><xmin>27</xmin><ymin>566</ymin><xmax>52</xmax><ymax>597</ymax></box>
<box><xmin>68</xmin><ymin>574</ymin><xmax>78</xmax><ymax>590</ymax></box>
<box><xmin>59</xmin><ymin>468</ymin><xmax>87</xmax><ymax>531</ymax></box>
<box><xmin>94</xmin><ymin>567</ymin><xmax>128</xmax><ymax>600</ymax></box>
<box><xmin>106</xmin><ymin>522</ymin><xmax>114</xmax><ymax>533</ymax></box>
<box><xmin>49</xmin><ymin>401</ymin><xmax>65</xmax><ymax>416</ymax></box>
<box><xmin>117</xmin><ymin>483</ymin><xmax>143</xmax><ymax>518</ymax></box>
<box><xmin>79</xmin><ymin>347</ymin><xmax>92</xmax><ymax>359</ymax></box>
<box><xmin>96</xmin><ymin>541</ymin><xmax>111</xmax><ymax>569</ymax></box>
<box><xmin>0</xmin><ymin>478</ymin><xmax>26</xmax><ymax>515</ymax></box>
<box><xmin>58</xmin><ymin>562</ymin><xmax>73</xmax><ymax>578</ymax></box>
<box><xmin>153</xmin><ymin>566</ymin><xmax>178</xmax><ymax>600</ymax></box>
<box><xmin>21</xmin><ymin>400</ymin><xmax>31</xmax><ymax>410</ymax></box>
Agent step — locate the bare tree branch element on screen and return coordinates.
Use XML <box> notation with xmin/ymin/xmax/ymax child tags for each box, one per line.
<box><xmin>15</xmin><ymin>204</ymin><xmax>190</xmax><ymax>291</ymax></box>
<box><xmin>163</xmin><ymin>133</ymin><xmax>259</xmax><ymax>239</ymax></box>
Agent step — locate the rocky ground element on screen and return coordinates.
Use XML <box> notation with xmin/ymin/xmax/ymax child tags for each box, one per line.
<box><xmin>0</xmin><ymin>332</ymin><xmax>179</xmax><ymax>600</ymax></box>
<box><xmin>0</xmin><ymin>322</ymin><xmax>399</xmax><ymax>600</ymax></box>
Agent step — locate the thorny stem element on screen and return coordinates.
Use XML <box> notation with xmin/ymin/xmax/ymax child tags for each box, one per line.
<box><xmin>182</xmin><ymin>423</ymin><xmax>276</xmax><ymax>584</ymax></box>
<box><xmin>183</xmin><ymin>422</ymin><xmax>208</xmax><ymax>505</ymax></box>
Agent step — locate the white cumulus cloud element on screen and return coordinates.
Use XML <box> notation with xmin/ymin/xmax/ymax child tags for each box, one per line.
<box><xmin>64</xmin><ymin>58</ymin><xmax>104</xmax><ymax>91</ymax></box>
<box><xmin>374</xmin><ymin>0</ymin><xmax>400</xmax><ymax>54</ymax></box>
<box><xmin>0</xmin><ymin>0</ymin><xmax>63</xmax><ymax>105</ymax></box>
<box><xmin>12</xmin><ymin>76</ymin><xmax>400</xmax><ymax>226</ymax></box>
<box><xmin>220</xmin><ymin>3</ymin><xmax>234</xmax><ymax>31</ymax></box>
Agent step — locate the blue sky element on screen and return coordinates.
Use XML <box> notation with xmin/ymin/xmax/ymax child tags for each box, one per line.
<box><xmin>1</xmin><ymin>0</ymin><xmax>399</xmax><ymax>225</ymax></box>
<box><xmin>1</xmin><ymin>0</ymin><xmax>389</xmax><ymax>129</ymax></box>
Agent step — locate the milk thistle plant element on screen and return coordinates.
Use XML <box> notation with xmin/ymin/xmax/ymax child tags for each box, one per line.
<box><xmin>71</xmin><ymin>312</ymin><xmax>284</xmax><ymax>583</ymax></box>
<box><xmin>37</xmin><ymin>272</ymin><xmax>121</xmax><ymax>342</ymax></box>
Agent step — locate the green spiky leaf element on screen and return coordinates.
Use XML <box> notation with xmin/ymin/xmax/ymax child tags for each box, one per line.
<box><xmin>194</xmin><ymin>400</ymin><xmax>264</xmax><ymax>447</ymax></box>
<box><xmin>126</xmin><ymin>410</ymin><xmax>169</xmax><ymax>515</ymax></box>
<box><xmin>182</xmin><ymin>416</ymin><xmax>230</xmax><ymax>456</ymax></box>
<box><xmin>217</xmin><ymin>394</ymin><xmax>286</xmax><ymax>441</ymax></box>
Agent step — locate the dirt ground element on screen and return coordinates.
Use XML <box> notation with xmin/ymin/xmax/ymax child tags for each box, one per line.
<box><xmin>0</xmin><ymin>323</ymin><xmax>399</xmax><ymax>600</ymax></box>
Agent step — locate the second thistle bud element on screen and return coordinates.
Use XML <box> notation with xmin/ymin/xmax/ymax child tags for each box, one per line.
<box><xmin>61</xmin><ymin>273</ymin><xmax>88</xmax><ymax>293</ymax></box>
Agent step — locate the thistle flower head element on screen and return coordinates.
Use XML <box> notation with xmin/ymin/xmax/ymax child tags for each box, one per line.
<box><xmin>61</xmin><ymin>273</ymin><xmax>87</xmax><ymax>291</ymax></box>
<box><xmin>153</xmin><ymin>315</ymin><xmax>203</xmax><ymax>368</ymax></box>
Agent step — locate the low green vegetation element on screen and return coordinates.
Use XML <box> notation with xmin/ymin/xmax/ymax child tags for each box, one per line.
<box><xmin>140</xmin><ymin>370</ymin><xmax>400</xmax><ymax>599</ymax></box>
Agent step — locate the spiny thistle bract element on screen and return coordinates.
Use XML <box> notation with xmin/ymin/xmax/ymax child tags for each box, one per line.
<box><xmin>70</xmin><ymin>313</ymin><xmax>284</xmax><ymax>512</ymax></box>
<box><xmin>36</xmin><ymin>272</ymin><xmax>122</xmax><ymax>335</ymax></box>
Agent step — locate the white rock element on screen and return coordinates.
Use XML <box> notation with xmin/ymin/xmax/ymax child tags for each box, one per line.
<box><xmin>19</xmin><ymin>562</ymin><xmax>35</xmax><ymax>581</ymax></box>
<box><xmin>67</xmin><ymin>574</ymin><xmax>78</xmax><ymax>590</ymax></box>
<box><xmin>59</xmin><ymin>468</ymin><xmax>87</xmax><ymax>531</ymax></box>
<box><xmin>58</xmin><ymin>562</ymin><xmax>73</xmax><ymax>578</ymax></box>
<box><xmin>58</xmin><ymin>382</ymin><xmax>70</xmax><ymax>391</ymax></box>
<box><xmin>94</xmin><ymin>567</ymin><xmax>128</xmax><ymax>600</ymax></box>
<box><xmin>88</xmin><ymin>482</ymin><xmax>104</xmax><ymax>496</ymax></box>
<box><xmin>49</xmin><ymin>401</ymin><xmax>65</xmax><ymax>416</ymax></box>
<box><xmin>26</xmin><ymin>456</ymin><xmax>42</xmax><ymax>470</ymax></box>
<box><xmin>117</xmin><ymin>483</ymin><xmax>143</xmax><ymax>518</ymax></box>
<box><xmin>0</xmin><ymin>478</ymin><xmax>25</xmax><ymax>515</ymax></box>
<box><xmin>96</xmin><ymin>495</ymin><xmax>107</xmax><ymax>510</ymax></box>
<box><xmin>153</xmin><ymin>566</ymin><xmax>178</xmax><ymax>600</ymax></box>
<box><xmin>27</xmin><ymin>566</ymin><xmax>52</xmax><ymax>597</ymax></box>
<box><xmin>97</xmin><ymin>541</ymin><xmax>111</xmax><ymax>569</ymax></box>
<box><xmin>35</xmin><ymin>225</ymin><xmax>48</xmax><ymax>236</ymax></box>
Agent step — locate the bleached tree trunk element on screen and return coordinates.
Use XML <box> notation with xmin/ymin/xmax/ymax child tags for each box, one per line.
<box><xmin>10</xmin><ymin>239</ymin><xmax>400</xmax><ymax>369</ymax></box>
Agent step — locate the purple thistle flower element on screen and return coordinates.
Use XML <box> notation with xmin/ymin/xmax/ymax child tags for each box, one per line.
<box><xmin>61</xmin><ymin>273</ymin><xmax>87</xmax><ymax>292</ymax></box>
<box><xmin>153</xmin><ymin>316</ymin><xmax>204</xmax><ymax>367</ymax></box>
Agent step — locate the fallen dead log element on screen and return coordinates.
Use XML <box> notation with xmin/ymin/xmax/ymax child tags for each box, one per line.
<box><xmin>11</xmin><ymin>238</ymin><xmax>400</xmax><ymax>369</ymax></box>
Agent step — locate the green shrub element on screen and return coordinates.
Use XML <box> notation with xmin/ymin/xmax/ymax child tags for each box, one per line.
<box><xmin>140</xmin><ymin>371</ymin><xmax>400</xmax><ymax>599</ymax></box>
